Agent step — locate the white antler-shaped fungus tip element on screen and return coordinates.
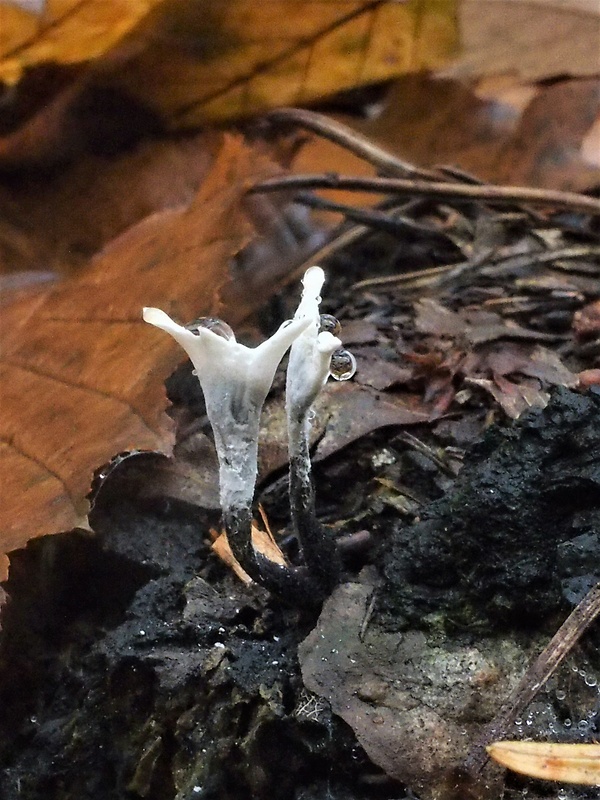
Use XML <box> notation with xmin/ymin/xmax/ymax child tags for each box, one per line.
<box><xmin>286</xmin><ymin>267</ymin><xmax>347</xmax><ymax>418</ymax></box>
<box><xmin>302</xmin><ymin>265</ymin><xmax>325</xmax><ymax>297</ymax></box>
<box><xmin>142</xmin><ymin>303</ymin><xmax>311</xmax><ymax>510</ymax></box>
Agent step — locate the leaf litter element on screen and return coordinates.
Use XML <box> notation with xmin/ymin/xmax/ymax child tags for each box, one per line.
<box><xmin>0</xmin><ymin>134</ymin><xmax>302</xmax><ymax>576</ymax></box>
<box><xmin>1</xmin><ymin>96</ymin><xmax>600</xmax><ymax>800</ymax></box>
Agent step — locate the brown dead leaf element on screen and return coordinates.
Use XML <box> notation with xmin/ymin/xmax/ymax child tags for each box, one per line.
<box><xmin>415</xmin><ymin>297</ymin><xmax>466</xmax><ymax>337</ymax></box>
<box><xmin>0</xmin><ymin>0</ymin><xmax>457</xmax><ymax>127</ymax></box>
<box><xmin>450</xmin><ymin>0</ymin><xmax>600</xmax><ymax>81</ymax></box>
<box><xmin>354</xmin><ymin>73</ymin><xmax>600</xmax><ymax>191</ymax></box>
<box><xmin>487</xmin><ymin>740</ymin><xmax>600</xmax><ymax>786</ymax></box>
<box><xmin>467</xmin><ymin>375</ymin><xmax>550</xmax><ymax>419</ymax></box>
<box><xmin>408</xmin><ymin>298</ymin><xmax>578</xmax><ymax>418</ymax></box>
<box><xmin>255</xmin><ymin>382</ymin><xmax>431</xmax><ymax>481</ymax></box>
<box><xmin>0</xmin><ymin>134</ymin><xmax>282</xmax><ymax>580</ymax></box>
<box><xmin>0</xmin><ymin>131</ymin><xmax>216</xmax><ymax>275</ymax></box>
<box><xmin>494</xmin><ymin>78</ymin><xmax>600</xmax><ymax>191</ymax></box>
<box><xmin>352</xmin><ymin>350</ymin><xmax>412</xmax><ymax>391</ymax></box>
<box><xmin>315</xmin><ymin>382</ymin><xmax>432</xmax><ymax>460</ymax></box>
<box><xmin>358</xmin><ymin>74</ymin><xmax>508</xmax><ymax>182</ymax></box>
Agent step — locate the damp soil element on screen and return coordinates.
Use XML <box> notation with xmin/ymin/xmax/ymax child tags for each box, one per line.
<box><xmin>2</xmin><ymin>216</ymin><xmax>600</xmax><ymax>799</ymax></box>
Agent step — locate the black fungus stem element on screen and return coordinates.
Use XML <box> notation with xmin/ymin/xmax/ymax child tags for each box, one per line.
<box><xmin>288</xmin><ymin>413</ymin><xmax>340</xmax><ymax>593</ymax></box>
<box><xmin>223</xmin><ymin>504</ymin><xmax>324</xmax><ymax>606</ymax></box>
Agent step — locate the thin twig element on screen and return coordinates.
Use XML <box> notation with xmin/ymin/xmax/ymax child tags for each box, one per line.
<box><xmin>250</xmin><ymin>174</ymin><xmax>600</xmax><ymax>215</ymax></box>
<box><xmin>294</xmin><ymin>191</ymin><xmax>447</xmax><ymax>239</ymax></box>
<box><xmin>352</xmin><ymin>245</ymin><xmax>600</xmax><ymax>292</ymax></box>
<box><xmin>397</xmin><ymin>432</ymin><xmax>456</xmax><ymax>476</ymax></box>
<box><xmin>267</xmin><ymin>107</ymin><xmax>440</xmax><ymax>180</ymax></box>
<box><xmin>267</xmin><ymin>199</ymin><xmax>425</xmax><ymax>290</ymax></box>
<box><xmin>466</xmin><ymin>582</ymin><xmax>600</xmax><ymax>776</ymax></box>
<box><xmin>352</xmin><ymin>254</ymin><xmax>488</xmax><ymax>291</ymax></box>
<box><xmin>481</xmin><ymin>245</ymin><xmax>600</xmax><ymax>277</ymax></box>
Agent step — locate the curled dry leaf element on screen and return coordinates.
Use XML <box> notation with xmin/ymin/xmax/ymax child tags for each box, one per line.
<box><xmin>487</xmin><ymin>741</ymin><xmax>600</xmax><ymax>786</ymax></box>
<box><xmin>0</xmin><ymin>134</ymin><xmax>281</xmax><ymax>581</ymax></box>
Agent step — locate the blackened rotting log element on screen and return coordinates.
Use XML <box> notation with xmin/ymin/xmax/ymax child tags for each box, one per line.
<box><xmin>0</xmin><ymin>498</ymin><xmax>392</xmax><ymax>800</ymax></box>
<box><xmin>381</xmin><ymin>387</ymin><xmax>600</xmax><ymax>632</ymax></box>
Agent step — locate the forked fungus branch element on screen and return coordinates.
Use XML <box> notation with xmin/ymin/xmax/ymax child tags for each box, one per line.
<box><xmin>143</xmin><ymin>267</ymin><xmax>355</xmax><ymax>604</ymax></box>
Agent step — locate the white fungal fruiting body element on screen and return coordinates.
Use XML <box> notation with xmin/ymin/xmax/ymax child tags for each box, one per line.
<box><xmin>143</xmin><ymin>266</ymin><xmax>354</xmax><ymax>599</ymax></box>
<box><xmin>285</xmin><ymin>266</ymin><xmax>341</xmax><ymax>421</ymax></box>
<box><xmin>143</xmin><ymin>307</ymin><xmax>310</xmax><ymax>510</ymax></box>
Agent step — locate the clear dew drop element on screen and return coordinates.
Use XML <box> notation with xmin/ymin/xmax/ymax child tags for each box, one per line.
<box><xmin>185</xmin><ymin>317</ymin><xmax>235</xmax><ymax>341</ymax></box>
<box><xmin>319</xmin><ymin>313</ymin><xmax>342</xmax><ymax>337</ymax></box>
<box><xmin>330</xmin><ymin>349</ymin><xmax>356</xmax><ymax>381</ymax></box>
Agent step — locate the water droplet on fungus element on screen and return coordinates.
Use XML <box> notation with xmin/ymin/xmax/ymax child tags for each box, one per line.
<box><xmin>185</xmin><ymin>317</ymin><xmax>235</xmax><ymax>340</ymax></box>
<box><xmin>319</xmin><ymin>313</ymin><xmax>342</xmax><ymax>336</ymax></box>
<box><xmin>330</xmin><ymin>349</ymin><xmax>356</xmax><ymax>381</ymax></box>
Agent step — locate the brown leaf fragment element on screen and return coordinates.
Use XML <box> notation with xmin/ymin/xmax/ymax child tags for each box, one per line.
<box><xmin>406</xmin><ymin>294</ymin><xmax>579</xmax><ymax>420</ymax></box>
<box><xmin>337</xmin><ymin>319</ymin><xmax>380</xmax><ymax>346</ymax></box>
<box><xmin>579</xmin><ymin>369</ymin><xmax>600</xmax><ymax>388</ymax></box>
<box><xmin>0</xmin><ymin>134</ymin><xmax>280</xmax><ymax>580</ymax></box>
<box><xmin>314</xmin><ymin>382</ymin><xmax>431</xmax><ymax>462</ymax></box>
<box><xmin>211</xmin><ymin>517</ymin><xmax>287</xmax><ymax>585</ymax></box>
<box><xmin>255</xmin><ymin>381</ymin><xmax>429</xmax><ymax>483</ymax></box>
<box><xmin>464</xmin><ymin>310</ymin><xmax>560</xmax><ymax>346</ymax></box>
<box><xmin>414</xmin><ymin>297</ymin><xmax>466</xmax><ymax>337</ymax></box>
<box><xmin>485</xmin><ymin>343</ymin><xmax>578</xmax><ymax>388</ymax></box>
<box><xmin>416</xmin><ymin>300</ymin><xmax>561</xmax><ymax>347</ymax></box>
<box><xmin>573</xmin><ymin>300</ymin><xmax>600</xmax><ymax>338</ymax></box>
<box><xmin>515</xmin><ymin>345</ymin><xmax>578</xmax><ymax>388</ymax></box>
<box><xmin>487</xmin><ymin>741</ymin><xmax>600</xmax><ymax>787</ymax></box>
<box><xmin>467</xmin><ymin>376</ymin><xmax>549</xmax><ymax>420</ymax></box>
<box><xmin>353</xmin><ymin>350</ymin><xmax>412</xmax><ymax>391</ymax></box>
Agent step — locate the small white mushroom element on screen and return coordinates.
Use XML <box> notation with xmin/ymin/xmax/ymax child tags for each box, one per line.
<box><xmin>285</xmin><ymin>267</ymin><xmax>356</xmax><ymax>592</ymax></box>
<box><xmin>143</xmin><ymin>307</ymin><xmax>310</xmax><ymax>511</ymax></box>
<box><xmin>143</xmin><ymin>266</ymin><xmax>355</xmax><ymax>603</ymax></box>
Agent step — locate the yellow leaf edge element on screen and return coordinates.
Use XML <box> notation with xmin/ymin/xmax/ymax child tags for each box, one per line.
<box><xmin>487</xmin><ymin>740</ymin><xmax>600</xmax><ymax>786</ymax></box>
